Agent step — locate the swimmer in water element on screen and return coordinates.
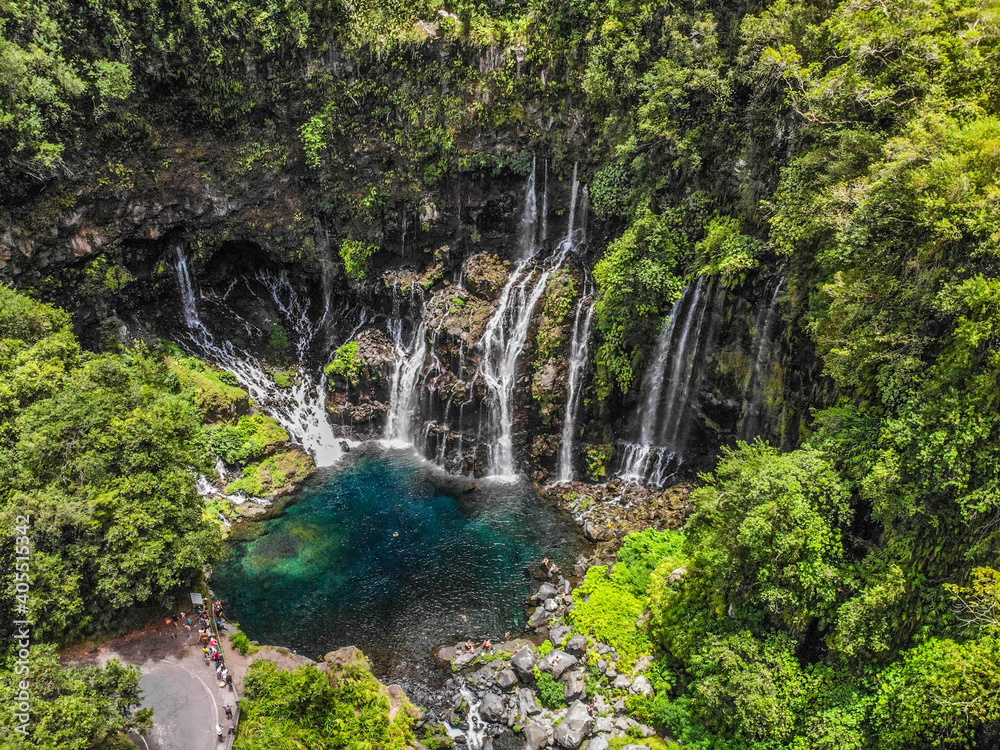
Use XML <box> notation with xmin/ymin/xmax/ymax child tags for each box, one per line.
<box><xmin>393</xmin><ymin>531</ymin><xmax>399</xmax><ymax>537</ymax></box>
<box><xmin>460</xmin><ymin>614</ymin><xmax>468</xmax><ymax>621</ymax></box>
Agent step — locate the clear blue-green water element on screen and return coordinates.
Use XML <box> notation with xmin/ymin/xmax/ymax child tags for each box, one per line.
<box><xmin>212</xmin><ymin>449</ymin><xmax>582</xmax><ymax>679</ymax></box>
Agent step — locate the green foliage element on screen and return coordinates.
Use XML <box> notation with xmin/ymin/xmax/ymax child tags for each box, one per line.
<box><xmin>164</xmin><ymin>343</ymin><xmax>249</xmax><ymax>418</ymax></box>
<box><xmin>593</xmin><ymin>208</ymin><xmax>685</xmax><ymax>397</ymax></box>
<box><xmin>693</xmin><ymin>217</ymin><xmax>762</xmax><ymax>288</ymax></box>
<box><xmin>535</xmin><ymin>269</ymin><xmax>578</xmax><ymax>361</ymax></box>
<box><xmin>324</xmin><ymin>341</ymin><xmax>364</xmax><ymax>387</ymax></box>
<box><xmin>0</xmin><ymin>286</ymin><xmax>224</xmax><ymax>641</ymax></box>
<box><xmin>0</xmin><ymin>645</ymin><xmax>151</xmax><ymax>749</ymax></box>
<box><xmin>224</xmin><ymin>450</ymin><xmax>312</xmax><ymax>498</ymax></box>
<box><xmin>870</xmin><ymin>635</ymin><xmax>1000</xmax><ymax>749</ymax></box>
<box><xmin>267</xmin><ymin>323</ymin><xmax>290</xmax><ymax>358</ymax></box>
<box><xmin>208</xmin><ymin>414</ymin><xmax>288</xmax><ymax>466</ymax></box>
<box><xmin>590</xmin><ymin>161</ymin><xmax>632</xmax><ymax>218</ymax></box>
<box><xmin>584</xmin><ymin>444</ymin><xmax>614</xmax><ymax>481</ymax></box>
<box><xmin>567</xmin><ymin>530</ymin><xmax>682</xmax><ymax>675</ymax></box>
<box><xmin>532</xmin><ymin>667</ymin><xmax>567</xmax><ymax>710</ymax></box>
<box><xmin>230</xmin><ymin>631</ymin><xmax>260</xmax><ymax>656</ymax></box>
<box><xmin>614</xmin><ymin>529</ymin><xmax>684</xmax><ymax>597</ymax></box>
<box><xmin>340</xmin><ymin>239</ymin><xmax>378</xmax><ymax>280</ymax></box>
<box><xmin>235</xmin><ymin>658</ymin><xmax>415</xmax><ymax>750</ymax></box>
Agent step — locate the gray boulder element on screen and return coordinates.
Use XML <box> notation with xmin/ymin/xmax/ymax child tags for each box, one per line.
<box><xmin>563</xmin><ymin>670</ymin><xmax>587</xmax><ymax>702</ymax></box>
<box><xmin>511</xmin><ymin>647</ymin><xmax>537</xmax><ymax>679</ymax></box>
<box><xmin>533</xmin><ymin>582</ymin><xmax>558</xmax><ymax>601</ymax></box>
<box><xmin>550</xmin><ymin>624</ymin><xmax>572</xmax><ymax>645</ymax></box>
<box><xmin>630</xmin><ymin>674</ymin><xmax>654</xmax><ymax>697</ymax></box>
<box><xmin>554</xmin><ymin>701</ymin><xmax>594</xmax><ymax>749</ymax></box>
<box><xmin>497</xmin><ymin>669</ymin><xmax>519</xmax><ymax>690</ymax></box>
<box><xmin>538</xmin><ymin>649</ymin><xmax>578</xmax><ymax>680</ymax></box>
<box><xmin>518</xmin><ymin>687</ymin><xmax>542</xmax><ymax>718</ymax></box>
<box><xmin>588</xmin><ymin>738</ymin><xmax>611</xmax><ymax>750</ymax></box>
<box><xmin>480</xmin><ymin>692</ymin><xmax>506</xmax><ymax>724</ymax></box>
<box><xmin>594</xmin><ymin>715</ymin><xmax>614</xmax><ymax>734</ymax></box>
<box><xmin>612</xmin><ymin>674</ymin><xmax>632</xmax><ymax>690</ymax></box>
<box><xmin>565</xmin><ymin>634</ymin><xmax>588</xmax><ymax>656</ymax></box>
<box><xmin>529</xmin><ymin>606</ymin><xmax>549</xmax><ymax>628</ymax></box>
<box><xmin>523</xmin><ymin>720</ymin><xmax>550</xmax><ymax>750</ymax></box>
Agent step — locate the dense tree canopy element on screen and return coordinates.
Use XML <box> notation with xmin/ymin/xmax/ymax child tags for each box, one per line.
<box><xmin>4</xmin><ymin>0</ymin><xmax>1000</xmax><ymax>747</ymax></box>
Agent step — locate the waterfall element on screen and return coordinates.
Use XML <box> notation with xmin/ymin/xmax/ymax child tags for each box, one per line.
<box><xmin>446</xmin><ymin>686</ymin><xmax>488</xmax><ymax>748</ymax></box>
<box><xmin>174</xmin><ymin>245</ymin><xmax>203</xmax><ymax>331</ymax></box>
<box><xmin>172</xmin><ymin>247</ymin><xmax>345</xmax><ymax>467</ymax></box>
<box><xmin>618</xmin><ymin>277</ymin><xmax>721</xmax><ymax>485</ymax></box>
<box><xmin>384</xmin><ymin>320</ymin><xmax>429</xmax><ymax>447</ymax></box>
<box><xmin>518</xmin><ymin>155</ymin><xmax>539</xmax><ymax>259</ymax></box>
<box><xmin>560</xmin><ymin>162</ymin><xmax>580</xmax><ymax>252</ymax></box>
<box><xmin>740</xmin><ymin>280</ymin><xmax>784</xmax><ymax>440</ymax></box>
<box><xmin>555</xmin><ymin>283</ymin><xmax>596</xmax><ymax>482</ymax></box>
<box><xmin>479</xmin><ymin>263</ymin><xmax>554</xmax><ymax>478</ymax></box>
<box><xmin>540</xmin><ymin>158</ymin><xmax>549</xmax><ymax>249</ymax></box>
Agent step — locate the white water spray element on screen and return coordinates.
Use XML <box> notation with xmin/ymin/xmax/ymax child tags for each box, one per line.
<box><xmin>555</xmin><ymin>283</ymin><xmax>596</xmax><ymax>482</ymax></box>
<box><xmin>172</xmin><ymin>246</ymin><xmax>345</xmax><ymax>467</ymax></box>
<box><xmin>384</xmin><ymin>320</ymin><xmax>430</xmax><ymax>447</ymax></box>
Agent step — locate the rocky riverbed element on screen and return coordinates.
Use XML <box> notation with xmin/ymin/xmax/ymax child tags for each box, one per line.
<box><xmin>425</xmin><ymin>562</ymin><xmax>668</xmax><ymax>750</ymax></box>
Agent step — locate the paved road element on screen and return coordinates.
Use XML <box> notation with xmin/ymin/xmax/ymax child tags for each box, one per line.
<box><xmin>135</xmin><ymin>656</ymin><xmax>231</xmax><ymax>750</ymax></box>
<box><xmin>62</xmin><ymin>620</ymin><xmax>237</xmax><ymax>750</ymax></box>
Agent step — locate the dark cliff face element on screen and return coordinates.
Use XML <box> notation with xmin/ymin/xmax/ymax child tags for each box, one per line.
<box><xmin>0</xmin><ymin>118</ymin><xmax>827</xmax><ymax>483</ymax></box>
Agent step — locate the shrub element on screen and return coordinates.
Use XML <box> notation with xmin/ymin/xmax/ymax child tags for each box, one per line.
<box><xmin>230</xmin><ymin>631</ymin><xmax>259</xmax><ymax>656</ymax></box>
<box><xmin>533</xmin><ymin>667</ymin><xmax>568</xmax><ymax>709</ymax></box>
<box><xmin>325</xmin><ymin>340</ymin><xmax>364</xmax><ymax>387</ymax></box>
<box><xmin>340</xmin><ymin>239</ymin><xmax>378</xmax><ymax>280</ymax></box>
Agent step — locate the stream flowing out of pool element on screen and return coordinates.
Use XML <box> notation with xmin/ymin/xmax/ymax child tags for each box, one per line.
<box><xmin>212</xmin><ymin>448</ymin><xmax>583</xmax><ymax>684</ymax></box>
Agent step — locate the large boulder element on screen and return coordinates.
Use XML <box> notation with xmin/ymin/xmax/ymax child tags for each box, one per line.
<box><xmin>565</xmin><ymin>634</ymin><xmax>587</xmax><ymax>656</ymax></box>
<box><xmin>612</xmin><ymin>674</ymin><xmax>632</xmax><ymax>690</ymax></box>
<box><xmin>480</xmin><ymin>692</ymin><xmax>506</xmax><ymax>724</ymax></box>
<box><xmin>529</xmin><ymin>606</ymin><xmax>549</xmax><ymax>628</ymax></box>
<box><xmin>563</xmin><ymin>670</ymin><xmax>587</xmax><ymax>702</ymax></box>
<box><xmin>532</xmin><ymin>582</ymin><xmax>558</xmax><ymax>602</ymax></box>
<box><xmin>497</xmin><ymin>669</ymin><xmax>519</xmax><ymax>690</ymax></box>
<box><xmin>518</xmin><ymin>687</ymin><xmax>542</xmax><ymax>719</ymax></box>
<box><xmin>511</xmin><ymin>647</ymin><xmax>537</xmax><ymax>679</ymax></box>
<box><xmin>523</xmin><ymin>720</ymin><xmax>550</xmax><ymax>750</ymax></box>
<box><xmin>630</xmin><ymin>674</ymin><xmax>654</xmax><ymax>697</ymax></box>
<box><xmin>553</xmin><ymin>701</ymin><xmax>594</xmax><ymax>749</ymax></box>
<box><xmin>538</xmin><ymin>650</ymin><xmax>578</xmax><ymax>680</ymax></box>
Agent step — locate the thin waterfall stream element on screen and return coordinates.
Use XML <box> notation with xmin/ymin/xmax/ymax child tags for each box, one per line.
<box><xmin>172</xmin><ymin>245</ymin><xmax>347</xmax><ymax>467</ymax></box>
<box><xmin>555</xmin><ymin>280</ymin><xmax>596</xmax><ymax>482</ymax></box>
<box><xmin>618</xmin><ymin>276</ymin><xmax>721</xmax><ymax>485</ymax></box>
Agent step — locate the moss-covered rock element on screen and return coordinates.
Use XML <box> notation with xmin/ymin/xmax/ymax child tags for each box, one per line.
<box><xmin>164</xmin><ymin>344</ymin><xmax>251</xmax><ymax>421</ymax></box>
<box><xmin>225</xmin><ymin>448</ymin><xmax>315</xmax><ymax>499</ymax></box>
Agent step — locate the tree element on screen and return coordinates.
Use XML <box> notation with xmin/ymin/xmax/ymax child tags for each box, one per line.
<box><xmin>0</xmin><ymin>645</ymin><xmax>151</xmax><ymax>750</ymax></box>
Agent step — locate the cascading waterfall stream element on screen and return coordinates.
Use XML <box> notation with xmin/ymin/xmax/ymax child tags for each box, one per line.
<box><xmin>378</xmin><ymin>157</ymin><xmax>587</xmax><ymax>479</ymax></box>
<box><xmin>446</xmin><ymin>687</ymin><xmax>488</xmax><ymax>749</ymax></box>
<box><xmin>555</xmin><ymin>282</ymin><xmax>596</xmax><ymax>482</ymax></box>
<box><xmin>384</xmin><ymin>319</ymin><xmax>430</xmax><ymax>447</ymax></box>
<box><xmin>172</xmin><ymin>245</ymin><xmax>346</xmax><ymax>467</ymax></box>
<box><xmin>518</xmin><ymin>155</ymin><xmax>539</xmax><ymax>259</ymax></box>
<box><xmin>618</xmin><ymin>276</ymin><xmax>720</xmax><ymax>485</ymax></box>
<box><xmin>475</xmin><ymin>159</ymin><xmax>585</xmax><ymax>478</ymax></box>
<box><xmin>739</xmin><ymin>279</ymin><xmax>784</xmax><ymax>440</ymax></box>
<box><xmin>479</xmin><ymin>261</ymin><xmax>557</xmax><ymax>478</ymax></box>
